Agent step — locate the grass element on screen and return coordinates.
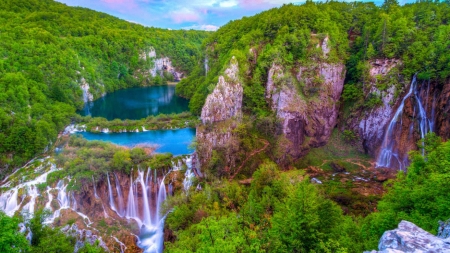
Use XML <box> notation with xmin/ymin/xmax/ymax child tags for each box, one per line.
<box><xmin>295</xmin><ymin>129</ymin><xmax>370</xmax><ymax>169</ymax></box>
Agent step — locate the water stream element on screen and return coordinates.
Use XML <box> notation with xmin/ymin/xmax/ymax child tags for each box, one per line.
<box><xmin>376</xmin><ymin>75</ymin><xmax>434</xmax><ymax>170</ymax></box>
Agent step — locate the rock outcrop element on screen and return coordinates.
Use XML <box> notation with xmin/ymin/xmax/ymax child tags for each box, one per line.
<box><xmin>355</xmin><ymin>59</ymin><xmax>401</xmax><ymax>156</ymax></box>
<box><xmin>196</xmin><ymin>57</ymin><xmax>243</xmax><ymax>171</ymax></box>
<box><xmin>80</xmin><ymin>78</ymin><xmax>94</xmax><ymax>103</ymax></box>
<box><xmin>61</xmin><ymin>224</ymin><xmax>109</xmax><ymax>252</ymax></box>
<box><xmin>266</xmin><ymin>60</ymin><xmax>345</xmax><ymax>159</ymax></box>
<box><xmin>436</xmin><ymin>81</ymin><xmax>450</xmax><ymax>141</ymax></box>
<box><xmin>200</xmin><ymin>57</ymin><xmax>242</xmax><ymax>124</ymax></box>
<box><xmin>365</xmin><ymin>220</ymin><xmax>450</xmax><ymax>253</ymax></box>
<box><xmin>140</xmin><ymin>48</ymin><xmax>184</xmax><ymax>81</ymax></box>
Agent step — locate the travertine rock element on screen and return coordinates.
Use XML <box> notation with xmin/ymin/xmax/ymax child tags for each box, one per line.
<box><xmin>200</xmin><ymin>57</ymin><xmax>242</xmax><ymax>124</ymax></box>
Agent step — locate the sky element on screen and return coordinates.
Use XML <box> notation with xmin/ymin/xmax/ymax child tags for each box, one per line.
<box><xmin>55</xmin><ymin>0</ymin><xmax>410</xmax><ymax>31</ymax></box>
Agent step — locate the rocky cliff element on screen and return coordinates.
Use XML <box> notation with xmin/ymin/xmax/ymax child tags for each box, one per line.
<box><xmin>196</xmin><ymin>57</ymin><xmax>243</xmax><ymax>173</ymax></box>
<box><xmin>365</xmin><ymin>220</ymin><xmax>450</xmax><ymax>253</ymax></box>
<box><xmin>353</xmin><ymin>59</ymin><xmax>401</xmax><ymax>156</ymax></box>
<box><xmin>140</xmin><ymin>48</ymin><xmax>184</xmax><ymax>81</ymax></box>
<box><xmin>266</xmin><ymin>37</ymin><xmax>345</xmax><ymax>160</ymax></box>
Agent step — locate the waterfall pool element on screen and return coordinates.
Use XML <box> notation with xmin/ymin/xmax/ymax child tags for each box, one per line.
<box><xmin>79</xmin><ymin>85</ymin><xmax>189</xmax><ymax>120</ymax></box>
<box><xmin>76</xmin><ymin>128</ymin><xmax>196</xmax><ymax>156</ymax></box>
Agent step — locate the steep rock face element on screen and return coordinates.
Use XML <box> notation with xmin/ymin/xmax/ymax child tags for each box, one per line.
<box><xmin>266</xmin><ymin>62</ymin><xmax>345</xmax><ymax>159</ymax></box>
<box><xmin>80</xmin><ymin>78</ymin><xmax>94</xmax><ymax>103</ymax></box>
<box><xmin>140</xmin><ymin>48</ymin><xmax>184</xmax><ymax>81</ymax></box>
<box><xmin>196</xmin><ymin>57</ymin><xmax>243</xmax><ymax>171</ymax></box>
<box><xmin>436</xmin><ymin>82</ymin><xmax>450</xmax><ymax>140</ymax></box>
<box><xmin>200</xmin><ymin>58</ymin><xmax>242</xmax><ymax>124</ymax></box>
<box><xmin>365</xmin><ymin>220</ymin><xmax>450</xmax><ymax>253</ymax></box>
<box><xmin>347</xmin><ymin>59</ymin><xmax>401</xmax><ymax>156</ymax></box>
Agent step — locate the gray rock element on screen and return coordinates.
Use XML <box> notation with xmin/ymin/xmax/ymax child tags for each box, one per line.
<box><xmin>369</xmin><ymin>220</ymin><xmax>450</xmax><ymax>253</ymax></box>
<box><xmin>200</xmin><ymin>56</ymin><xmax>242</xmax><ymax>124</ymax></box>
<box><xmin>62</xmin><ymin>224</ymin><xmax>109</xmax><ymax>252</ymax></box>
<box><xmin>438</xmin><ymin>219</ymin><xmax>450</xmax><ymax>239</ymax></box>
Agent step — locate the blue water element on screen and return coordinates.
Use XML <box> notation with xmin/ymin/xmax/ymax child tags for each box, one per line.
<box><xmin>79</xmin><ymin>85</ymin><xmax>189</xmax><ymax>120</ymax></box>
<box><xmin>77</xmin><ymin>128</ymin><xmax>196</xmax><ymax>156</ymax></box>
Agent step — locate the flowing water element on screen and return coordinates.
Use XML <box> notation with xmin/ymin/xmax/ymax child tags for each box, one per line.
<box><xmin>79</xmin><ymin>86</ymin><xmax>189</xmax><ymax>120</ymax></box>
<box><xmin>376</xmin><ymin>75</ymin><xmax>435</xmax><ymax>170</ymax></box>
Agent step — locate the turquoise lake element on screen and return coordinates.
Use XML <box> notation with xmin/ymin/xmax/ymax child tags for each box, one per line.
<box><xmin>79</xmin><ymin>85</ymin><xmax>189</xmax><ymax>120</ymax></box>
<box><xmin>77</xmin><ymin>128</ymin><xmax>196</xmax><ymax>155</ymax></box>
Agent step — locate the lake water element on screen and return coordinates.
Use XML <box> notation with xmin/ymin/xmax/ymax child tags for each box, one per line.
<box><xmin>77</xmin><ymin>128</ymin><xmax>196</xmax><ymax>156</ymax></box>
<box><xmin>79</xmin><ymin>85</ymin><xmax>189</xmax><ymax>120</ymax></box>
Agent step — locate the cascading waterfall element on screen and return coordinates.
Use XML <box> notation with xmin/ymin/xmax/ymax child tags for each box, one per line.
<box><xmin>377</xmin><ymin>75</ymin><xmax>434</xmax><ymax>170</ymax></box>
<box><xmin>126</xmin><ymin>175</ymin><xmax>138</xmax><ymax>223</ymax></box>
<box><xmin>183</xmin><ymin>156</ymin><xmax>194</xmax><ymax>193</ymax></box>
<box><xmin>114</xmin><ymin>173</ymin><xmax>125</xmax><ymax>216</ymax></box>
<box><xmin>107</xmin><ymin>173</ymin><xmax>118</xmax><ymax>214</ymax></box>
<box><xmin>92</xmin><ymin>176</ymin><xmax>99</xmax><ymax>199</ymax></box>
<box><xmin>1</xmin><ymin>156</ymin><xmax>193</xmax><ymax>253</ymax></box>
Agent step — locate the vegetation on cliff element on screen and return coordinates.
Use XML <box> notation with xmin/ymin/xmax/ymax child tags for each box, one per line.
<box><xmin>0</xmin><ymin>0</ymin><xmax>208</xmax><ymax>175</ymax></box>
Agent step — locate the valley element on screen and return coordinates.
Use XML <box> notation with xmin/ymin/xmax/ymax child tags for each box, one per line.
<box><xmin>1</xmin><ymin>0</ymin><xmax>450</xmax><ymax>252</ymax></box>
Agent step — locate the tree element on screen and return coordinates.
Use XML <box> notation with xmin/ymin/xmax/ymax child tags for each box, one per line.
<box><xmin>0</xmin><ymin>211</ymin><xmax>30</xmax><ymax>253</ymax></box>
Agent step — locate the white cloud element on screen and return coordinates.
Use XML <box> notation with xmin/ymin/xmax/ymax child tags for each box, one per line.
<box><xmin>182</xmin><ymin>24</ymin><xmax>220</xmax><ymax>31</ymax></box>
<box><xmin>219</xmin><ymin>0</ymin><xmax>238</xmax><ymax>7</ymax></box>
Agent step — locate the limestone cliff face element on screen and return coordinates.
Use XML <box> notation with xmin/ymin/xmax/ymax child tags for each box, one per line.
<box><xmin>365</xmin><ymin>220</ymin><xmax>450</xmax><ymax>253</ymax></box>
<box><xmin>200</xmin><ymin>58</ymin><xmax>242</xmax><ymax>124</ymax></box>
<box><xmin>140</xmin><ymin>48</ymin><xmax>184</xmax><ymax>81</ymax></box>
<box><xmin>80</xmin><ymin>78</ymin><xmax>94</xmax><ymax>103</ymax></box>
<box><xmin>353</xmin><ymin>59</ymin><xmax>401</xmax><ymax>156</ymax></box>
<box><xmin>436</xmin><ymin>82</ymin><xmax>450</xmax><ymax>140</ymax></box>
<box><xmin>196</xmin><ymin>57</ymin><xmax>243</xmax><ymax>171</ymax></box>
<box><xmin>266</xmin><ymin>61</ymin><xmax>345</xmax><ymax>159</ymax></box>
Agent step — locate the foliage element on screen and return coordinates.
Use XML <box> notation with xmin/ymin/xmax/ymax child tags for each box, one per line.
<box><xmin>0</xmin><ymin>211</ymin><xmax>29</xmax><ymax>253</ymax></box>
<box><xmin>0</xmin><ymin>0</ymin><xmax>208</xmax><ymax>173</ymax></box>
<box><xmin>74</xmin><ymin>112</ymin><xmax>199</xmax><ymax>132</ymax></box>
<box><xmin>362</xmin><ymin>133</ymin><xmax>450</xmax><ymax>249</ymax></box>
<box><xmin>165</xmin><ymin>161</ymin><xmax>363</xmax><ymax>252</ymax></box>
<box><xmin>50</xmin><ymin>135</ymin><xmax>174</xmax><ymax>190</ymax></box>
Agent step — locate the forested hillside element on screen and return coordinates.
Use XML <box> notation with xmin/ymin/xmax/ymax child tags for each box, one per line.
<box><xmin>167</xmin><ymin>1</ymin><xmax>450</xmax><ymax>252</ymax></box>
<box><xmin>177</xmin><ymin>0</ymin><xmax>450</xmax><ymax>115</ymax></box>
<box><xmin>0</xmin><ymin>0</ymin><xmax>208</xmax><ymax>175</ymax></box>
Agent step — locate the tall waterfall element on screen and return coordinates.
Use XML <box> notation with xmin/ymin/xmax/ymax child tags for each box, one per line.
<box><xmin>376</xmin><ymin>75</ymin><xmax>434</xmax><ymax>170</ymax></box>
<box><xmin>114</xmin><ymin>173</ymin><xmax>125</xmax><ymax>216</ymax></box>
<box><xmin>107</xmin><ymin>173</ymin><xmax>118</xmax><ymax>214</ymax></box>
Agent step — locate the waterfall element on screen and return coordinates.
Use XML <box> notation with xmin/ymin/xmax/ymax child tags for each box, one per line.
<box><xmin>92</xmin><ymin>176</ymin><xmax>99</xmax><ymax>199</ymax></box>
<box><xmin>114</xmin><ymin>173</ymin><xmax>125</xmax><ymax>216</ymax></box>
<box><xmin>156</xmin><ymin>178</ymin><xmax>166</xmax><ymax>223</ymax></box>
<box><xmin>22</xmin><ymin>186</ymin><xmax>39</xmax><ymax>218</ymax></box>
<box><xmin>107</xmin><ymin>173</ymin><xmax>118</xmax><ymax>214</ymax></box>
<box><xmin>377</xmin><ymin>75</ymin><xmax>434</xmax><ymax>170</ymax></box>
<box><xmin>183</xmin><ymin>156</ymin><xmax>194</xmax><ymax>193</ymax></box>
<box><xmin>126</xmin><ymin>175</ymin><xmax>139</xmax><ymax>225</ymax></box>
<box><xmin>1</xmin><ymin>189</ymin><xmax>19</xmax><ymax>216</ymax></box>
<box><xmin>45</xmin><ymin>187</ymin><xmax>53</xmax><ymax>210</ymax></box>
<box><xmin>138</xmin><ymin>170</ymin><xmax>152</xmax><ymax>226</ymax></box>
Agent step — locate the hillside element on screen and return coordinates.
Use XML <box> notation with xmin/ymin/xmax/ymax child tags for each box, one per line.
<box><xmin>0</xmin><ymin>0</ymin><xmax>209</xmax><ymax>175</ymax></box>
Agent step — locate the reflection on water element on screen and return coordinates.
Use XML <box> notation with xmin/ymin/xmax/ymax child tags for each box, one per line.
<box><xmin>79</xmin><ymin>86</ymin><xmax>189</xmax><ymax>120</ymax></box>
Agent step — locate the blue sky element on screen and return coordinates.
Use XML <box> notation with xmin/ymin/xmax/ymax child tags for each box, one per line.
<box><xmin>56</xmin><ymin>0</ymin><xmax>411</xmax><ymax>31</ymax></box>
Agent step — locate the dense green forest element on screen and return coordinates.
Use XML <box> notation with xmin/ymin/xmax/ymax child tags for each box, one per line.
<box><xmin>163</xmin><ymin>134</ymin><xmax>450</xmax><ymax>252</ymax></box>
<box><xmin>0</xmin><ymin>0</ymin><xmax>208</xmax><ymax>174</ymax></box>
<box><xmin>177</xmin><ymin>0</ymin><xmax>450</xmax><ymax>115</ymax></box>
<box><xmin>168</xmin><ymin>1</ymin><xmax>450</xmax><ymax>252</ymax></box>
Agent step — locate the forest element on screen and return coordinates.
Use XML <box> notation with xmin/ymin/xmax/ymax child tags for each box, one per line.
<box><xmin>0</xmin><ymin>0</ymin><xmax>208</xmax><ymax>175</ymax></box>
<box><xmin>1</xmin><ymin>0</ymin><xmax>450</xmax><ymax>252</ymax></box>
